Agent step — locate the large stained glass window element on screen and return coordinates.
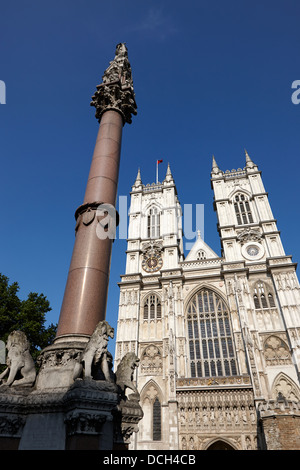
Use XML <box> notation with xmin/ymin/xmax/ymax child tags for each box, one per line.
<box><xmin>187</xmin><ymin>289</ymin><xmax>238</xmax><ymax>378</ymax></box>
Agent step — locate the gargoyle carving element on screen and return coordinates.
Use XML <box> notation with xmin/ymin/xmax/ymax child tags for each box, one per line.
<box><xmin>0</xmin><ymin>331</ymin><xmax>36</xmax><ymax>387</ymax></box>
<box><xmin>73</xmin><ymin>320</ymin><xmax>114</xmax><ymax>381</ymax></box>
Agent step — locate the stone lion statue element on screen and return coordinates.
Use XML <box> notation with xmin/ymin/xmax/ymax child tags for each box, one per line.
<box><xmin>0</xmin><ymin>331</ymin><xmax>36</xmax><ymax>386</ymax></box>
<box><xmin>115</xmin><ymin>352</ymin><xmax>140</xmax><ymax>397</ymax></box>
<box><xmin>73</xmin><ymin>320</ymin><xmax>114</xmax><ymax>381</ymax></box>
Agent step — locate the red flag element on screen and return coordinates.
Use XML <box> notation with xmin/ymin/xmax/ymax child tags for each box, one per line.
<box><xmin>157</xmin><ymin>159</ymin><xmax>163</xmax><ymax>164</ymax></box>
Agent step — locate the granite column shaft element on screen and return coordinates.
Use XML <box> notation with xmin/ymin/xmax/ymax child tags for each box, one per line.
<box><xmin>56</xmin><ymin>110</ymin><xmax>123</xmax><ymax>339</ymax></box>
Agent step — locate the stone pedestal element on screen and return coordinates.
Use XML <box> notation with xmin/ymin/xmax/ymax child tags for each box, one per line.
<box><xmin>113</xmin><ymin>392</ymin><xmax>144</xmax><ymax>449</ymax></box>
<box><xmin>0</xmin><ymin>379</ymin><xmax>120</xmax><ymax>450</ymax></box>
<box><xmin>0</xmin><ymin>325</ymin><xmax>143</xmax><ymax>450</ymax></box>
<box><xmin>35</xmin><ymin>338</ymin><xmax>88</xmax><ymax>391</ymax></box>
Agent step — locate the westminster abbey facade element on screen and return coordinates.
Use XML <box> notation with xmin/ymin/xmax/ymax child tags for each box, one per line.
<box><xmin>114</xmin><ymin>152</ymin><xmax>300</xmax><ymax>450</ymax></box>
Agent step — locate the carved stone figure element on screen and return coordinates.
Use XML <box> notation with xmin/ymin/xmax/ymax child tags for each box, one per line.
<box><xmin>0</xmin><ymin>331</ymin><xmax>36</xmax><ymax>387</ymax></box>
<box><xmin>73</xmin><ymin>320</ymin><xmax>114</xmax><ymax>381</ymax></box>
<box><xmin>115</xmin><ymin>352</ymin><xmax>140</xmax><ymax>397</ymax></box>
<box><xmin>180</xmin><ymin>408</ymin><xmax>186</xmax><ymax>426</ymax></box>
<box><xmin>237</xmin><ymin>228</ymin><xmax>262</xmax><ymax>245</ymax></box>
<box><xmin>90</xmin><ymin>43</ymin><xmax>137</xmax><ymax>124</ymax></box>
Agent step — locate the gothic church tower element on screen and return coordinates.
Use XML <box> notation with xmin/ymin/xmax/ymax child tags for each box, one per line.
<box><xmin>115</xmin><ymin>153</ymin><xmax>300</xmax><ymax>451</ymax></box>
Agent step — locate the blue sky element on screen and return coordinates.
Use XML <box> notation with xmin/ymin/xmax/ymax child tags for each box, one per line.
<box><xmin>1</xmin><ymin>1</ymin><xmax>299</xmax><ymax>355</ymax></box>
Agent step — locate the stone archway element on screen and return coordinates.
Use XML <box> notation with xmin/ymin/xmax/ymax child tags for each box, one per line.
<box><xmin>207</xmin><ymin>440</ymin><xmax>235</xmax><ymax>450</ymax></box>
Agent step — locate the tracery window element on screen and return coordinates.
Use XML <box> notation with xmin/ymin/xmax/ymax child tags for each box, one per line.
<box><xmin>233</xmin><ymin>193</ymin><xmax>254</xmax><ymax>225</ymax></box>
<box><xmin>143</xmin><ymin>294</ymin><xmax>162</xmax><ymax>320</ymax></box>
<box><xmin>253</xmin><ymin>281</ymin><xmax>276</xmax><ymax>309</ymax></box>
<box><xmin>147</xmin><ymin>207</ymin><xmax>160</xmax><ymax>238</ymax></box>
<box><xmin>187</xmin><ymin>289</ymin><xmax>238</xmax><ymax>378</ymax></box>
<box><xmin>264</xmin><ymin>336</ymin><xmax>291</xmax><ymax>366</ymax></box>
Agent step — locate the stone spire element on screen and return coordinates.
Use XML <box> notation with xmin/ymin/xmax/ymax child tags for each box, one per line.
<box><xmin>132</xmin><ymin>168</ymin><xmax>142</xmax><ymax>189</ymax></box>
<box><xmin>244</xmin><ymin>149</ymin><xmax>256</xmax><ymax>169</ymax></box>
<box><xmin>135</xmin><ymin>167</ymin><xmax>142</xmax><ymax>184</ymax></box>
<box><xmin>211</xmin><ymin>155</ymin><xmax>222</xmax><ymax>175</ymax></box>
<box><xmin>164</xmin><ymin>162</ymin><xmax>174</xmax><ymax>183</ymax></box>
<box><xmin>91</xmin><ymin>43</ymin><xmax>137</xmax><ymax>125</ymax></box>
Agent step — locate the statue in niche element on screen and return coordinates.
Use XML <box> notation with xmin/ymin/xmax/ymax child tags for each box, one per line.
<box><xmin>226</xmin><ymin>407</ymin><xmax>232</xmax><ymax>424</ymax></box>
<box><xmin>246</xmin><ymin>436</ymin><xmax>252</xmax><ymax>450</ymax></box>
<box><xmin>210</xmin><ymin>407</ymin><xmax>215</xmax><ymax>425</ymax></box>
<box><xmin>249</xmin><ymin>405</ymin><xmax>256</xmax><ymax>425</ymax></box>
<box><xmin>188</xmin><ymin>407</ymin><xmax>193</xmax><ymax>425</ymax></box>
<box><xmin>241</xmin><ymin>406</ymin><xmax>248</xmax><ymax>424</ymax></box>
<box><xmin>233</xmin><ymin>406</ymin><xmax>239</xmax><ymax>425</ymax></box>
<box><xmin>0</xmin><ymin>331</ymin><xmax>36</xmax><ymax>387</ymax></box>
<box><xmin>202</xmin><ymin>408</ymin><xmax>209</xmax><ymax>426</ymax></box>
<box><xmin>180</xmin><ymin>408</ymin><xmax>186</xmax><ymax>426</ymax></box>
<box><xmin>195</xmin><ymin>407</ymin><xmax>201</xmax><ymax>426</ymax></box>
<box><xmin>73</xmin><ymin>320</ymin><xmax>114</xmax><ymax>381</ymax></box>
<box><xmin>218</xmin><ymin>406</ymin><xmax>224</xmax><ymax>425</ymax></box>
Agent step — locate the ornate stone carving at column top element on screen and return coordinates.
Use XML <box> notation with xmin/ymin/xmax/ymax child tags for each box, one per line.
<box><xmin>91</xmin><ymin>43</ymin><xmax>137</xmax><ymax>125</ymax></box>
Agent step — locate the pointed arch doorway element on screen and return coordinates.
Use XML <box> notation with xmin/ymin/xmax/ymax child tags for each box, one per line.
<box><xmin>207</xmin><ymin>440</ymin><xmax>235</xmax><ymax>450</ymax></box>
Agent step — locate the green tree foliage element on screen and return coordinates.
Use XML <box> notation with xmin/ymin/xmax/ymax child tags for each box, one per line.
<box><xmin>0</xmin><ymin>274</ymin><xmax>57</xmax><ymax>360</ymax></box>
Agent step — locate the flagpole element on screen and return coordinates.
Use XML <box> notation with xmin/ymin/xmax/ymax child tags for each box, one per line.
<box><xmin>156</xmin><ymin>159</ymin><xmax>163</xmax><ymax>184</ymax></box>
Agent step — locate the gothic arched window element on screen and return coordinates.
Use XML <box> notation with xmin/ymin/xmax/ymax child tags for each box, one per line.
<box><xmin>143</xmin><ymin>294</ymin><xmax>162</xmax><ymax>320</ymax></box>
<box><xmin>140</xmin><ymin>382</ymin><xmax>163</xmax><ymax>442</ymax></box>
<box><xmin>233</xmin><ymin>193</ymin><xmax>254</xmax><ymax>225</ymax></box>
<box><xmin>153</xmin><ymin>397</ymin><xmax>161</xmax><ymax>440</ymax></box>
<box><xmin>253</xmin><ymin>281</ymin><xmax>276</xmax><ymax>310</ymax></box>
<box><xmin>186</xmin><ymin>289</ymin><xmax>238</xmax><ymax>378</ymax></box>
<box><xmin>147</xmin><ymin>207</ymin><xmax>160</xmax><ymax>238</ymax></box>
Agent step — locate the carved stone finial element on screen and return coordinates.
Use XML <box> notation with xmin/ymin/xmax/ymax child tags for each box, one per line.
<box><xmin>90</xmin><ymin>43</ymin><xmax>137</xmax><ymax>125</ymax></box>
<box><xmin>211</xmin><ymin>155</ymin><xmax>222</xmax><ymax>175</ymax></box>
<box><xmin>244</xmin><ymin>149</ymin><xmax>256</xmax><ymax>168</ymax></box>
<box><xmin>133</xmin><ymin>168</ymin><xmax>142</xmax><ymax>187</ymax></box>
<box><xmin>164</xmin><ymin>162</ymin><xmax>174</xmax><ymax>183</ymax></box>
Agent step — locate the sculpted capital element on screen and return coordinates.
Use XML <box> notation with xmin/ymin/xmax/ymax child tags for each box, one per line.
<box><xmin>90</xmin><ymin>43</ymin><xmax>137</xmax><ymax>124</ymax></box>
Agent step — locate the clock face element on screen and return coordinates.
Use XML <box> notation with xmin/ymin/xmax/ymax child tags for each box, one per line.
<box><xmin>142</xmin><ymin>254</ymin><xmax>163</xmax><ymax>273</ymax></box>
<box><xmin>241</xmin><ymin>241</ymin><xmax>264</xmax><ymax>261</ymax></box>
<box><xmin>246</xmin><ymin>245</ymin><xmax>259</xmax><ymax>257</ymax></box>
